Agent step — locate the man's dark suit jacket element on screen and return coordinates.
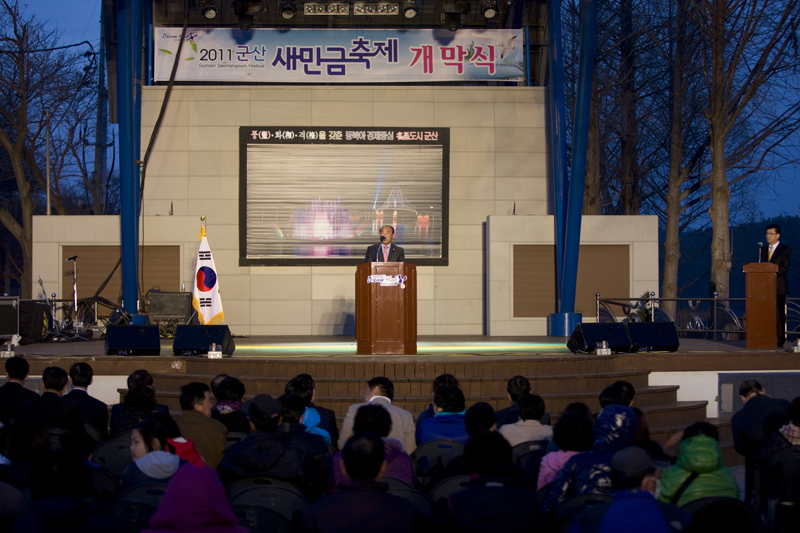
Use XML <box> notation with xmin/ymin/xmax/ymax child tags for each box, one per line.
<box><xmin>109</xmin><ymin>402</ymin><xmax>171</xmax><ymax>437</ymax></box>
<box><xmin>761</xmin><ymin>243</ymin><xmax>791</xmax><ymax>295</ymax></box>
<box><xmin>309</xmin><ymin>402</ymin><xmax>339</xmax><ymax>446</ymax></box>
<box><xmin>63</xmin><ymin>389</ymin><xmax>109</xmax><ymax>440</ymax></box>
<box><xmin>0</xmin><ymin>381</ymin><xmax>39</xmax><ymax>426</ymax></box>
<box><xmin>364</xmin><ymin>243</ymin><xmax>405</xmax><ymax>263</ymax></box>
<box><xmin>19</xmin><ymin>392</ymin><xmax>84</xmax><ymax>433</ymax></box>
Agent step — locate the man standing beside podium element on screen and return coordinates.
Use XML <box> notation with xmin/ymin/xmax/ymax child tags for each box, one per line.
<box><xmin>364</xmin><ymin>225</ymin><xmax>405</xmax><ymax>263</ymax></box>
<box><xmin>761</xmin><ymin>224</ymin><xmax>792</xmax><ymax>347</ymax></box>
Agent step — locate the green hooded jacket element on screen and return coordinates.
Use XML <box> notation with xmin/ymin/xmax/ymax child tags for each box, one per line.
<box><xmin>658</xmin><ymin>434</ymin><xmax>739</xmax><ymax>507</ymax></box>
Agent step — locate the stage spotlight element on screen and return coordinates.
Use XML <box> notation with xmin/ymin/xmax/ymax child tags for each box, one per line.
<box><xmin>280</xmin><ymin>0</ymin><xmax>297</xmax><ymax>19</ymax></box>
<box><xmin>231</xmin><ymin>0</ymin><xmax>267</xmax><ymax>29</ymax></box>
<box><xmin>403</xmin><ymin>0</ymin><xmax>419</xmax><ymax>18</ymax></box>
<box><xmin>436</xmin><ymin>0</ymin><xmax>469</xmax><ymax>31</ymax></box>
<box><xmin>480</xmin><ymin>0</ymin><xmax>496</xmax><ymax>18</ymax></box>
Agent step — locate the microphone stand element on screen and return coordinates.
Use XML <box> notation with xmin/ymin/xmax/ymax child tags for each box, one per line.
<box><xmin>758</xmin><ymin>242</ymin><xmax>763</xmax><ymax>263</ymax></box>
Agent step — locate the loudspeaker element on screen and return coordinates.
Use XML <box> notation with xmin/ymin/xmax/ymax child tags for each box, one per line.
<box><xmin>18</xmin><ymin>301</ymin><xmax>50</xmax><ymax>340</ymax></box>
<box><xmin>105</xmin><ymin>325</ymin><xmax>161</xmax><ymax>356</ymax></box>
<box><xmin>0</xmin><ymin>298</ymin><xmax>19</xmax><ymax>337</ymax></box>
<box><xmin>567</xmin><ymin>323</ymin><xmax>632</xmax><ymax>354</ymax></box>
<box><xmin>626</xmin><ymin>322</ymin><xmax>680</xmax><ymax>352</ymax></box>
<box><xmin>172</xmin><ymin>325</ymin><xmax>235</xmax><ymax>356</ymax></box>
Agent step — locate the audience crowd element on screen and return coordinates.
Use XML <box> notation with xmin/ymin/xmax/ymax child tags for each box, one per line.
<box><xmin>0</xmin><ymin>355</ymin><xmax>796</xmax><ymax>533</ymax></box>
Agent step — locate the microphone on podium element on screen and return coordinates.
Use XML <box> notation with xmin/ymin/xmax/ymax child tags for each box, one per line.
<box><xmin>758</xmin><ymin>242</ymin><xmax>763</xmax><ymax>263</ymax></box>
<box><xmin>380</xmin><ymin>236</ymin><xmax>386</xmax><ymax>242</ymax></box>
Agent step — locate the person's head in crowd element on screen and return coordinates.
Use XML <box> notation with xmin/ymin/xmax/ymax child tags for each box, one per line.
<box><xmin>353</xmin><ymin>404</ymin><xmax>392</xmax><ymax>438</ymax></box>
<box><xmin>599</xmin><ymin>382</ymin><xmax>632</xmax><ymax>408</ymax></box>
<box><xmin>432</xmin><ymin>373</ymin><xmax>459</xmax><ymax>395</ymax></box>
<box><xmin>30</xmin><ymin>451</ymin><xmax>92</xmax><ymax>502</ymax></box>
<box><xmin>682</xmin><ymin>421</ymin><xmax>719</xmax><ymax>441</ymax></box>
<box><xmin>517</xmin><ymin>394</ymin><xmax>546</xmax><ymax>422</ymax></box>
<box><xmin>593</xmin><ymin>404</ymin><xmax>637</xmax><ymax>448</ymax></box>
<box><xmin>41</xmin><ymin>366</ymin><xmax>68</xmax><ymax>395</ymax></box>
<box><xmin>789</xmin><ymin>396</ymin><xmax>800</xmax><ymax>427</ymax></box>
<box><xmin>285</xmin><ymin>374</ymin><xmax>315</xmax><ymax>407</ymax></box>
<box><xmin>434</xmin><ymin>386</ymin><xmax>466</xmax><ymax>414</ymax></box>
<box><xmin>465</xmin><ymin>431</ymin><xmax>514</xmax><ymax>478</ymax></box>
<box><xmin>365</xmin><ymin>377</ymin><xmax>394</xmax><ymax>402</ymax></box>
<box><xmin>278</xmin><ymin>394</ymin><xmax>306</xmax><ymax>424</ymax></box>
<box><xmin>124</xmin><ymin>383</ymin><xmax>157</xmax><ymax>413</ymax></box>
<box><xmin>5</xmin><ymin>356</ymin><xmax>29</xmax><ymax>383</ymax></box>
<box><xmin>216</xmin><ymin>377</ymin><xmax>245</xmax><ymax>404</ymax></box>
<box><xmin>631</xmin><ymin>407</ymin><xmax>652</xmax><ymax>445</ymax></box>
<box><xmin>506</xmin><ymin>375</ymin><xmax>531</xmax><ymax>402</ymax></box>
<box><xmin>68</xmin><ymin>362</ymin><xmax>93</xmax><ymax>389</ymax></box>
<box><xmin>341</xmin><ymin>433</ymin><xmax>386</xmax><ymax>482</ymax></box>
<box><xmin>739</xmin><ymin>379</ymin><xmax>765</xmax><ymax>403</ymax></box>
<box><xmin>127</xmin><ymin>369</ymin><xmax>154</xmax><ymax>389</ymax></box>
<box><xmin>465</xmin><ymin>402</ymin><xmax>496</xmax><ymax>435</ymax></box>
<box><xmin>563</xmin><ymin>402</ymin><xmax>594</xmax><ymax>422</ymax></box>
<box><xmin>149</xmin><ymin>412</ymin><xmax>183</xmax><ymax>442</ymax></box>
<box><xmin>686</xmin><ymin>499</ymin><xmax>756</xmax><ymax>533</ymax></box>
<box><xmin>614</xmin><ymin>380</ymin><xmax>636</xmax><ymax>404</ymax></box>
<box><xmin>242</xmin><ymin>394</ymin><xmax>282</xmax><ymax>432</ymax></box>
<box><xmin>130</xmin><ymin>417</ymin><xmax>170</xmax><ymax>460</ymax></box>
<box><xmin>4</xmin><ymin>419</ymin><xmax>50</xmax><ymax>462</ymax></box>
<box><xmin>610</xmin><ymin>446</ymin><xmax>659</xmax><ymax>493</ymax></box>
<box><xmin>210</xmin><ymin>374</ymin><xmax>230</xmax><ymax>399</ymax></box>
<box><xmin>553</xmin><ymin>411</ymin><xmax>594</xmax><ymax>452</ymax></box>
<box><xmin>180</xmin><ymin>382</ymin><xmax>213</xmax><ymax>417</ymax></box>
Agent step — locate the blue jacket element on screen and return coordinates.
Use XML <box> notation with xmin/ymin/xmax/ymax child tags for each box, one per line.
<box><xmin>418</xmin><ymin>412</ymin><xmax>468</xmax><ymax>444</ymax></box>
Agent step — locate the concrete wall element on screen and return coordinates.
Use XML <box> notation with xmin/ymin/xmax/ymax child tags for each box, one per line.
<box><xmin>32</xmin><ymin>86</ymin><xmax>657</xmax><ymax>336</ymax></box>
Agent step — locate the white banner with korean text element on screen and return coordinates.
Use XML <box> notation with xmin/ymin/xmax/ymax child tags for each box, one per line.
<box><xmin>154</xmin><ymin>28</ymin><xmax>524</xmax><ymax>83</ymax></box>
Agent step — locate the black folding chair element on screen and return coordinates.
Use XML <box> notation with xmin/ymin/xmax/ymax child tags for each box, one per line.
<box><xmin>90</xmin><ymin>500</ymin><xmax>157</xmax><ymax>533</ymax></box>
<box><xmin>551</xmin><ymin>493</ymin><xmax>614</xmax><ymax>532</ymax></box>
<box><xmin>91</xmin><ymin>439</ymin><xmax>133</xmax><ymax>477</ymax></box>
<box><xmin>385</xmin><ymin>486</ymin><xmax>435</xmax><ymax>521</ymax></box>
<box><xmin>429</xmin><ymin>475</ymin><xmax>471</xmax><ymax>502</ymax></box>
<box><xmin>226</xmin><ymin>476</ymin><xmax>307</xmax><ymax>501</ymax></box>
<box><xmin>226</xmin><ymin>432</ymin><xmax>249</xmax><ymax>448</ymax></box>
<box><xmin>511</xmin><ymin>440</ymin><xmax>548</xmax><ymax>489</ymax></box>
<box><xmin>758</xmin><ymin>445</ymin><xmax>800</xmax><ymax>531</ymax></box>
<box><xmin>228</xmin><ymin>485</ymin><xmax>311</xmax><ymax>525</ymax></box>
<box><xmin>231</xmin><ymin>504</ymin><xmax>293</xmax><ymax>533</ymax></box>
<box><xmin>411</xmin><ymin>440</ymin><xmax>464</xmax><ymax>487</ymax></box>
<box><xmin>89</xmin><ymin>463</ymin><xmax>120</xmax><ymax>502</ymax></box>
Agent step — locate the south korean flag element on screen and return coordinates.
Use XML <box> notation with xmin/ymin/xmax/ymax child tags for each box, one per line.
<box><xmin>192</xmin><ymin>224</ymin><xmax>224</xmax><ymax>325</ymax></box>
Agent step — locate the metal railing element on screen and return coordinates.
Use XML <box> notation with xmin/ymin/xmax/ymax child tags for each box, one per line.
<box><xmin>595</xmin><ymin>292</ymin><xmax>800</xmax><ymax>342</ymax></box>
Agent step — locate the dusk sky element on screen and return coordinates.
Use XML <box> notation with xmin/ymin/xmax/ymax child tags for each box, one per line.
<box><xmin>31</xmin><ymin>0</ymin><xmax>800</xmax><ymax>221</ymax></box>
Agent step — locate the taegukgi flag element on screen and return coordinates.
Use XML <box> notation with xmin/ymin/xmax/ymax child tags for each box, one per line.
<box><xmin>192</xmin><ymin>224</ymin><xmax>224</xmax><ymax>325</ymax></box>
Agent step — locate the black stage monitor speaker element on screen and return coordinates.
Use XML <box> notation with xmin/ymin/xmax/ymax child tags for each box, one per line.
<box><xmin>627</xmin><ymin>322</ymin><xmax>680</xmax><ymax>352</ymax></box>
<box><xmin>172</xmin><ymin>325</ymin><xmax>235</xmax><ymax>356</ymax></box>
<box><xmin>105</xmin><ymin>325</ymin><xmax>161</xmax><ymax>356</ymax></box>
<box><xmin>567</xmin><ymin>323</ymin><xmax>632</xmax><ymax>354</ymax></box>
<box><xmin>19</xmin><ymin>301</ymin><xmax>50</xmax><ymax>341</ymax></box>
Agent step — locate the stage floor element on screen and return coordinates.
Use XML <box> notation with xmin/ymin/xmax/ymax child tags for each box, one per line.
<box><xmin>12</xmin><ymin>334</ymin><xmax>788</xmax><ymax>360</ymax></box>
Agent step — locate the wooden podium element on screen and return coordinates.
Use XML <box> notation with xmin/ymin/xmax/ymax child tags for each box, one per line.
<box><xmin>355</xmin><ymin>262</ymin><xmax>417</xmax><ymax>355</ymax></box>
<box><xmin>743</xmin><ymin>262</ymin><xmax>778</xmax><ymax>349</ymax></box>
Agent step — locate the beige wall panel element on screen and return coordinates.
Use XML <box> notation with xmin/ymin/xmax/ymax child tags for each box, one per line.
<box><xmin>188</xmin><ymin>150</ymin><xmax>238</xmax><ymax>179</ymax></box>
<box><xmin>372</xmin><ymin>88</ymin><xmax>435</xmax><ymax>102</ymax></box>
<box><xmin>311</xmin><ymin>88</ymin><xmax>376</xmax><ymax>102</ymax></box>
<box><xmin>251</xmin><ymin>88</ymin><xmax>314</xmax><ymax>101</ymax></box>
<box><xmin>311</xmin><ymin>275</ymin><xmax>356</xmax><ymax>300</ymax></box>
<box><xmin>494</xmin><ymin>128</ymin><xmax>547</xmax><ymax>153</ymax></box>
<box><xmin>450</xmin><ymin>127</ymin><xmax>495</xmax><ymax>153</ymax></box>
<box><xmin>495</xmin><ymin>102</ymin><xmax>545</xmax><ymax>128</ymax></box>
<box><xmin>188</xmin><ymin>101</ymin><xmax>251</xmax><ymax>126</ymax></box>
<box><xmin>436</xmin><ymin>249</ymin><xmax>484</xmax><ymax>276</ymax></box>
<box><xmin>143</xmin><ymin>175</ymin><xmax>189</xmax><ymax>201</ymax></box>
<box><xmin>251</xmin><ymin>300</ymin><xmax>311</xmax><ymax>325</ymax></box>
<box><xmin>144</xmin><ymin>151</ymin><xmax>189</xmax><ymax>178</ymax></box>
<box><xmin>221</xmin><ymin>299</ymin><xmax>250</xmax><ymax>328</ymax></box>
<box><xmin>250</xmin><ymin>101</ymin><xmax>313</xmax><ymax>125</ymax></box>
<box><xmin>372</xmin><ymin>102</ymin><xmax>435</xmax><ymax>127</ymax></box>
<box><xmin>435</xmin><ymin>275</ymin><xmax>483</xmax><ymax>300</ymax></box>
<box><xmin>495</xmin><ymin>152</ymin><xmax>548</xmax><ymax>178</ymax></box>
<box><xmin>220</xmin><ymin>275</ymin><xmax>251</xmax><ymax>300</ymax></box>
<box><xmin>449</xmin><ymin>225</ymin><xmax>484</xmax><ymax>250</ymax></box>
<box><xmin>32</xmin><ymin>243</ymin><xmax>59</xmax><ymax>282</ymax></box>
<box><xmin>494</xmin><ymin>89</ymin><xmax>547</xmax><ymax>103</ymax></box>
<box><xmin>311</xmin><ymin>266</ymin><xmax>355</xmax><ymax>276</ymax></box>
<box><xmin>146</xmin><ymin>126</ymin><xmax>190</xmax><ymax>152</ymax></box>
<box><xmin>488</xmin><ymin>242</ymin><xmax>510</xmax><ymax>281</ymax></box>
<box><xmin>495</xmin><ymin>177</ymin><xmax>547</xmax><ymax>201</ymax></box>
<box><xmin>434</xmin><ymin>103</ymin><xmax>494</xmax><ymax>127</ymax></box>
<box><xmin>187</xmin><ymin>200</ymin><xmax>239</xmax><ymax>224</ymax></box>
<box><xmin>188</xmin><ymin>126</ymin><xmax>239</xmax><ymax>152</ymax></box>
<box><xmin>188</xmin><ymin>89</ymin><xmax>252</xmax><ymax>101</ymax></box>
<box><xmin>494</xmin><ymin>200</ymin><xmax>548</xmax><ymax>216</ymax></box>
<box><xmin>141</xmin><ymin>99</ymin><xmax>189</xmax><ymax>127</ymax></box>
<box><xmin>489</xmin><ymin>280</ymin><xmax>510</xmax><ymax>321</ymax></box>
<box><xmin>311</xmin><ymin>101</ymin><xmax>374</xmax><ymax>126</ymax></box>
<box><xmin>633</xmin><ymin>242</ymin><xmax>659</xmax><ymax>281</ymax></box>
<box><xmin>418</xmin><ymin>325</ymin><xmax>435</xmax><ymax>335</ymax></box>
<box><xmin>434</xmin><ymin>299</ymin><xmax>482</xmax><ymax>325</ymax></box>
<box><xmin>250</xmin><ymin>275</ymin><xmax>312</xmax><ymax>300</ymax></box>
<box><xmin>450</xmin><ymin>177</ymin><xmax>495</xmax><ymax>200</ymax></box>
<box><xmin>418</xmin><ymin>299</ymin><xmax>435</xmax><ymax>325</ymax></box>
<box><xmin>251</xmin><ymin>266</ymin><xmax>313</xmax><ymax>276</ymax></box>
<box><xmin>448</xmin><ymin>200</ymin><xmax>494</xmax><ymax>225</ymax></box>
<box><xmin>251</xmin><ymin>325</ymin><xmax>312</xmax><ymax>335</ymax></box>
<box><xmin>433</xmin><ymin>89</ymin><xmax>495</xmax><ymax>103</ymax></box>
<box><xmin>434</xmin><ymin>324</ymin><xmax>483</xmax><ymax>335</ymax></box>
<box><xmin>450</xmin><ymin>151</ymin><xmax>494</xmax><ymax>178</ymax></box>
<box><xmin>417</xmin><ymin>274</ymin><xmax>435</xmax><ymax>300</ymax></box>
<box><xmin>144</xmin><ymin>200</ymin><xmax>188</xmax><ymax>216</ymax></box>
<box><xmin>188</xmin><ymin>176</ymin><xmax>238</xmax><ymax>201</ymax></box>
<box><xmin>206</xmin><ymin>249</ymin><xmax>250</xmax><ymax>276</ymax></box>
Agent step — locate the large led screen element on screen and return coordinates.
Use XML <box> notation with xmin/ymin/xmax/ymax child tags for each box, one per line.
<box><xmin>239</xmin><ymin>127</ymin><xmax>449</xmax><ymax>266</ymax></box>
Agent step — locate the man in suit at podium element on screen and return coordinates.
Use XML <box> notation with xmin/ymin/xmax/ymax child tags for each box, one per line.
<box><xmin>364</xmin><ymin>225</ymin><xmax>405</xmax><ymax>263</ymax></box>
<box><xmin>761</xmin><ymin>224</ymin><xmax>792</xmax><ymax>347</ymax></box>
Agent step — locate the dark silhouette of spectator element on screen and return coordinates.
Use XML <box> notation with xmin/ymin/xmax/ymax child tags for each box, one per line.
<box><xmin>302</xmin><ymin>433</ymin><xmax>428</xmax><ymax>533</ymax></box>
<box><xmin>780</xmin><ymin>396</ymin><xmax>800</xmax><ymax>445</ymax></box>
<box><xmin>339</xmin><ymin>377</ymin><xmax>415</xmax><ymax>453</ymax></box>
<box><xmin>538</xmin><ymin>409</ymin><xmax>594</xmax><ymax>489</ymax></box>
<box><xmin>0</xmin><ymin>419</ymin><xmax>51</xmax><ymax>491</ymax></box>
<box><xmin>598</xmin><ymin>381</ymin><xmax>634</xmax><ymax>410</ymax></box>
<box><xmin>442</xmin><ymin>431</ymin><xmax>538</xmax><ymax>532</ymax></box>
<box><xmin>499</xmin><ymin>393</ymin><xmax>552</xmax><ymax>446</ymax></box>
<box><xmin>686</xmin><ymin>499</ymin><xmax>758</xmax><ymax>533</ymax></box>
<box><xmin>0</xmin><ymin>356</ymin><xmax>39</xmax><ymax>426</ymax></box>
<box><xmin>658</xmin><ymin>421</ymin><xmax>738</xmax><ymax>506</ymax></box>
<box><xmin>731</xmin><ymin>379</ymin><xmax>790</xmax><ymax>504</ymax></box>
<box><xmin>495</xmin><ymin>375</ymin><xmax>530</xmax><ymax>429</ymax></box>
<box><xmin>109</xmin><ymin>370</ymin><xmax>170</xmax><ymax>437</ymax></box>
<box><xmin>566</xmin><ymin>446</ymin><xmax>689</xmax><ymax>533</ymax></box>
<box><xmin>0</xmin><ymin>480</ymin><xmax>23</xmax><ymax>531</ymax></box>
<box><xmin>121</xmin><ymin>416</ymin><xmax>184</xmax><ymax>490</ymax></box>
<box><xmin>19</xmin><ymin>366</ymin><xmax>83</xmax><ymax>433</ymax></box>
<box><xmin>149</xmin><ymin>411</ymin><xmax>206</xmax><ymax>467</ymax></box>
<box><xmin>143</xmin><ymin>464</ymin><xmax>248</xmax><ymax>533</ymax></box>
<box><xmin>278</xmin><ymin>394</ymin><xmax>333</xmax><ymax>487</ymax></box>
<box><xmin>333</xmin><ymin>403</ymin><xmax>415</xmax><ymax>487</ymax></box>
<box><xmin>416</xmin><ymin>374</ymin><xmax>459</xmax><ymax>445</ymax></box>
<box><xmin>280</xmin><ymin>393</ymin><xmax>331</xmax><ymax>444</ymax></box>
<box><xmin>543</xmin><ymin>404</ymin><xmax>637</xmax><ymax>513</ymax></box>
<box><xmin>631</xmin><ymin>407</ymin><xmax>670</xmax><ymax>466</ymax></box>
<box><xmin>418</xmin><ymin>386</ymin><xmax>468</xmax><ymax>444</ymax></box>
<box><xmin>176</xmin><ymin>382</ymin><xmax>227</xmax><ymax>469</ymax></box>
<box><xmin>286</xmin><ymin>374</ymin><xmax>339</xmax><ymax>446</ymax></box>
<box><xmin>210</xmin><ymin>373</ymin><xmax>230</xmax><ymax>399</ymax></box>
<box><xmin>63</xmin><ymin>362</ymin><xmax>108</xmax><ymax>440</ymax></box>
<box><xmin>211</xmin><ymin>377</ymin><xmax>251</xmax><ymax>434</ymax></box>
<box><xmin>434</xmin><ymin>402</ymin><xmax>498</xmax><ymax>483</ymax></box>
<box><xmin>218</xmin><ymin>394</ymin><xmax>324</xmax><ymax>499</ymax></box>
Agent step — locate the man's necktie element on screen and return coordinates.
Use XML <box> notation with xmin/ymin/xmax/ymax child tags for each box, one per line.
<box><xmin>769</xmin><ymin>245</ymin><xmax>774</xmax><ymax>260</ymax></box>
<box><xmin>383</xmin><ymin>246</ymin><xmax>389</xmax><ymax>262</ymax></box>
